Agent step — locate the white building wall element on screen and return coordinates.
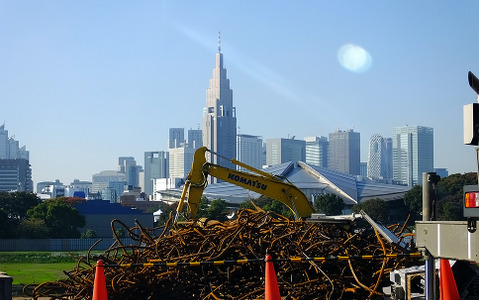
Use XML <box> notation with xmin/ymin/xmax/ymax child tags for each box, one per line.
<box><xmin>392</xmin><ymin>126</ymin><xmax>434</xmax><ymax>186</ymax></box>
<box><xmin>237</xmin><ymin>134</ymin><xmax>264</xmax><ymax>171</ymax></box>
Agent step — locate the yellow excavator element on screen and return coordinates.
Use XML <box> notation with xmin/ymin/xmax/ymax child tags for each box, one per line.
<box><xmin>175</xmin><ymin>146</ymin><xmax>316</xmax><ymax>221</ymax></box>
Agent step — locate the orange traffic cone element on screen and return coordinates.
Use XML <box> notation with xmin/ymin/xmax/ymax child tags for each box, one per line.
<box><xmin>440</xmin><ymin>259</ymin><xmax>460</xmax><ymax>300</ymax></box>
<box><xmin>93</xmin><ymin>260</ymin><xmax>108</xmax><ymax>300</ymax></box>
<box><xmin>265</xmin><ymin>254</ymin><xmax>281</xmax><ymax>300</ymax></box>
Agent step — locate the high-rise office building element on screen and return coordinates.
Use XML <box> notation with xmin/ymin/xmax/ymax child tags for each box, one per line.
<box><xmin>0</xmin><ymin>159</ymin><xmax>33</xmax><ymax>192</ymax></box>
<box><xmin>118</xmin><ymin>157</ymin><xmax>141</xmax><ymax>188</ymax></box>
<box><xmin>237</xmin><ymin>134</ymin><xmax>264</xmax><ymax>171</ymax></box>
<box><xmin>169</xmin><ymin>128</ymin><xmax>185</xmax><ymax>149</ymax></box>
<box><xmin>202</xmin><ymin>33</ymin><xmax>237</xmax><ymax>171</ymax></box>
<box><xmin>0</xmin><ymin>124</ymin><xmax>31</xmax><ymax>192</ymax></box>
<box><xmin>305</xmin><ymin>136</ymin><xmax>329</xmax><ymax>167</ymax></box>
<box><xmin>168</xmin><ymin>128</ymin><xmax>203</xmax><ymax>179</ymax></box>
<box><xmin>0</xmin><ymin>124</ymin><xmax>8</xmax><ymax>159</ymax></box>
<box><xmin>188</xmin><ymin>129</ymin><xmax>203</xmax><ymax>149</ymax></box>
<box><xmin>144</xmin><ymin>151</ymin><xmax>169</xmax><ymax>197</ymax></box>
<box><xmin>0</xmin><ymin>124</ymin><xmax>29</xmax><ymax>160</ymax></box>
<box><xmin>169</xmin><ymin>147</ymin><xmax>195</xmax><ymax>179</ymax></box>
<box><xmin>392</xmin><ymin>125</ymin><xmax>434</xmax><ymax>186</ymax></box>
<box><xmin>328</xmin><ymin>129</ymin><xmax>360</xmax><ymax>175</ymax></box>
<box><xmin>367</xmin><ymin>134</ymin><xmax>393</xmax><ymax>180</ymax></box>
<box><xmin>360</xmin><ymin>162</ymin><xmax>368</xmax><ymax>177</ymax></box>
<box><xmin>266</xmin><ymin>138</ymin><xmax>305</xmax><ymax>165</ymax></box>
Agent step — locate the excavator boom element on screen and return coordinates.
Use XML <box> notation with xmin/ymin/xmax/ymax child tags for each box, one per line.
<box><xmin>176</xmin><ymin>147</ymin><xmax>315</xmax><ymax>220</ymax></box>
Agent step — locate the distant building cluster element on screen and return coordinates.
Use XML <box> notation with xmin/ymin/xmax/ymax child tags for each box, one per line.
<box><xmin>1</xmin><ymin>36</ymin><xmax>447</xmax><ymax>207</ymax></box>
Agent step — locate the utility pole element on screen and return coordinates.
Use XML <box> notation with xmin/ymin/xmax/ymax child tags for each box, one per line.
<box><xmin>422</xmin><ymin>172</ymin><xmax>440</xmax><ymax>300</ymax></box>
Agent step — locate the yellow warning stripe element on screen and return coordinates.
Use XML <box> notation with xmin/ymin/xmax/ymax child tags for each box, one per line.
<box><xmin>103</xmin><ymin>252</ymin><xmax>422</xmax><ymax>268</ymax></box>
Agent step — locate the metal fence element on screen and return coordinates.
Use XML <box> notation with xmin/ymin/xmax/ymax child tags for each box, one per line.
<box><xmin>0</xmin><ymin>238</ymin><xmax>135</xmax><ymax>251</ymax></box>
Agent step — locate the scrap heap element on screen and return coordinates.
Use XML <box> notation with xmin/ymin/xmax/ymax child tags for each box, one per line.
<box><xmin>31</xmin><ymin>208</ymin><xmax>420</xmax><ymax>299</ymax></box>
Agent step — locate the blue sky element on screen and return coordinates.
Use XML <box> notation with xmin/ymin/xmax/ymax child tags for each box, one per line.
<box><xmin>1</xmin><ymin>1</ymin><xmax>479</xmax><ymax>185</ymax></box>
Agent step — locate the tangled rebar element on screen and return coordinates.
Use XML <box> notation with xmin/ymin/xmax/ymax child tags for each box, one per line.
<box><xmin>31</xmin><ymin>207</ymin><xmax>420</xmax><ymax>299</ymax></box>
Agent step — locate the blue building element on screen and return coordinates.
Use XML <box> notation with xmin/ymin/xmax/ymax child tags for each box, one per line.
<box><xmin>75</xmin><ymin>200</ymin><xmax>153</xmax><ymax>238</ymax></box>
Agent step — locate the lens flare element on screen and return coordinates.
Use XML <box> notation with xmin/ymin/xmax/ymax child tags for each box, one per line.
<box><xmin>338</xmin><ymin>44</ymin><xmax>372</xmax><ymax>73</ymax></box>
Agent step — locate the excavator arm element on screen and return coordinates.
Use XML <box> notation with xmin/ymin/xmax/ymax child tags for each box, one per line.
<box><xmin>176</xmin><ymin>147</ymin><xmax>315</xmax><ymax>220</ymax></box>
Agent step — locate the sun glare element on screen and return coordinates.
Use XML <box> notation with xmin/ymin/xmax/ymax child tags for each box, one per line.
<box><xmin>337</xmin><ymin>44</ymin><xmax>372</xmax><ymax>73</ymax></box>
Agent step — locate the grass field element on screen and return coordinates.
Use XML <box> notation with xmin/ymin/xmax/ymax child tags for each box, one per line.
<box><xmin>1</xmin><ymin>262</ymin><xmax>75</xmax><ymax>285</ymax></box>
<box><xmin>0</xmin><ymin>252</ymin><xmax>93</xmax><ymax>285</ymax></box>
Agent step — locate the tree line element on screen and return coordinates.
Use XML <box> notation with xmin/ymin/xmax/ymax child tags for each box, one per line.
<box><xmin>1</xmin><ymin>172</ymin><xmax>475</xmax><ymax>238</ymax></box>
<box><xmin>0</xmin><ymin>192</ymin><xmax>85</xmax><ymax>238</ymax></box>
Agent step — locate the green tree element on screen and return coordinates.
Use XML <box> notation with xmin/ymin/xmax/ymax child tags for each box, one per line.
<box><xmin>0</xmin><ymin>191</ymin><xmax>41</xmax><ymax>223</ymax></box>
<box><xmin>0</xmin><ymin>191</ymin><xmax>41</xmax><ymax>237</ymax></box>
<box><xmin>197</xmin><ymin>197</ymin><xmax>210</xmax><ymax>218</ymax></box>
<box><xmin>403</xmin><ymin>184</ymin><xmax>422</xmax><ymax>220</ymax></box>
<box><xmin>17</xmin><ymin>219</ymin><xmax>49</xmax><ymax>238</ymax></box>
<box><xmin>263</xmin><ymin>199</ymin><xmax>295</xmax><ymax>219</ymax></box>
<box><xmin>437</xmin><ymin>195</ymin><xmax>463</xmax><ymax>221</ymax></box>
<box><xmin>240</xmin><ymin>196</ymin><xmax>274</xmax><ymax>210</ymax></box>
<box><xmin>314</xmin><ymin>194</ymin><xmax>344</xmax><ymax>216</ymax></box>
<box><xmin>438</xmin><ymin>172</ymin><xmax>477</xmax><ymax>199</ymax></box>
<box><xmin>0</xmin><ymin>208</ymin><xmax>13</xmax><ymax>238</ymax></box>
<box><xmin>352</xmin><ymin>198</ymin><xmax>389</xmax><ymax>224</ymax></box>
<box><xmin>240</xmin><ymin>196</ymin><xmax>294</xmax><ymax>219</ymax></box>
<box><xmin>433</xmin><ymin>172</ymin><xmax>476</xmax><ymax>221</ymax></box>
<box><xmin>28</xmin><ymin>198</ymin><xmax>86</xmax><ymax>238</ymax></box>
<box><xmin>81</xmin><ymin>229</ymin><xmax>98</xmax><ymax>239</ymax></box>
<box><xmin>115</xmin><ymin>228</ymin><xmax>126</xmax><ymax>238</ymax></box>
<box><xmin>207</xmin><ymin>199</ymin><xmax>229</xmax><ymax>221</ymax></box>
<box><xmin>148</xmin><ymin>201</ymin><xmax>178</xmax><ymax>226</ymax></box>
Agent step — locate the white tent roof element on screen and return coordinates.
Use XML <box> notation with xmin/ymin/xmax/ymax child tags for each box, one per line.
<box><xmin>158</xmin><ymin>161</ymin><xmax>411</xmax><ymax>206</ymax></box>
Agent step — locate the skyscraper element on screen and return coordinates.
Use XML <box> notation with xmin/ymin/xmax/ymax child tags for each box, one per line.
<box><xmin>202</xmin><ymin>33</ymin><xmax>237</xmax><ymax>170</ymax></box>
<box><xmin>305</xmin><ymin>136</ymin><xmax>329</xmax><ymax>167</ymax></box>
<box><xmin>118</xmin><ymin>156</ymin><xmax>141</xmax><ymax>188</ymax></box>
<box><xmin>188</xmin><ymin>129</ymin><xmax>203</xmax><ymax>149</ymax></box>
<box><xmin>0</xmin><ymin>159</ymin><xmax>32</xmax><ymax>192</ymax></box>
<box><xmin>169</xmin><ymin>128</ymin><xmax>185</xmax><ymax>149</ymax></box>
<box><xmin>0</xmin><ymin>124</ymin><xmax>8</xmax><ymax>159</ymax></box>
<box><xmin>266</xmin><ymin>138</ymin><xmax>305</xmax><ymax>165</ymax></box>
<box><xmin>144</xmin><ymin>151</ymin><xmax>169</xmax><ymax>197</ymax></box>
<box><xmin>237</xmin><ymin>134</ymin><xmax>264</xmax><ymax>171</ymax></box>
<box><xmin>169</xmin><ymin>147</ymin><xmax>195</xmax><ymax>179</ymax></box>
<box><xmin>392</xmin><ymin>125</ymin><xmax>434</xmax><ymax>186</ymax></box>
<box><xmin>168</xmin><ymin>128</ymin><xmax>202</xmax><ymax>180</ymax></box>
<box><xmin>367</xmin><ymin>134</ymin><xmax>393</xmax><ymax>180</ymax></box>
<box><xmin>328</xmin><ymin>129</ymin><xmax>360</xmax><ymax>175</ymax></box>
<box><xmin>0</xmin><ymin>124</ymin><xmax>28</xmax><ymax>160</ymax></box>
<box><xmin>0</xmin><ymin>124</ymin><xmax>31</xmax><ymax>192</ymax></box>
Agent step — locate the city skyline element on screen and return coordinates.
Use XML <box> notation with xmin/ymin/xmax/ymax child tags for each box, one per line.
<box><xmin>2</xmin><ymin>2</ymin><xmax>479</xmax><ymax>185</ymax></box>
<box><xmin>1</xmin><ymin>120</ymin><xmax>438</xmax><ymax>188</ymax></box>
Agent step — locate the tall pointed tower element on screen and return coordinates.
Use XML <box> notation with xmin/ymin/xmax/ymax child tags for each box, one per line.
<box><xmin>203</xmin><ymin>32</ymin><xmax>237</xmax><ymax>170</ymax></box>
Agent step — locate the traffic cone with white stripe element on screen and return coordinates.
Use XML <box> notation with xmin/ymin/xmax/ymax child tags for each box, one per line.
<box><xmin>93</xmin><ymin>260</ymin><xmax>108</xmax><ymax>300</ymax></box>
<box><xmin>265</xmin><ymin>254</ymin><xmax>281</xmax><ymax>300</ymax></box>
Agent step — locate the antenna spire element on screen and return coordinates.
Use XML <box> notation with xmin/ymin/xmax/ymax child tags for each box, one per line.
<box><xmin>217</xmin><ymin>31</ymin><xmax>221</xmax><ymax>52</ymax></box>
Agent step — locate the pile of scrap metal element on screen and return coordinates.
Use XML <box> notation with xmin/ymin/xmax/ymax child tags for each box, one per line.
<box><xmin>30</xmin><ymin>208</ymin><xmax>421</xmax><ymax>299</ymax></box>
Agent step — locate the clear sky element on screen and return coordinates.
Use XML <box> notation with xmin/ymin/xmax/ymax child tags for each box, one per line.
<box><xmin>1</xmin><ymin>1</ymin><xmax>479</xmax><ymax>186</ymax></box>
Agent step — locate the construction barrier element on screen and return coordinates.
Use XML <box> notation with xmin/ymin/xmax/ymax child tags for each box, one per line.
<box><xmin>103</xmin><ymin>252</ymin><xmax>422</xmax><ymax>268</ymax></box>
